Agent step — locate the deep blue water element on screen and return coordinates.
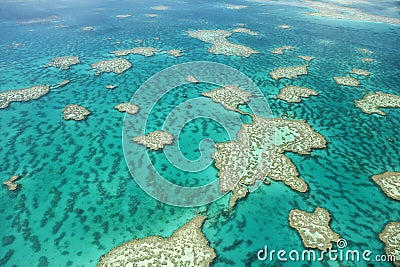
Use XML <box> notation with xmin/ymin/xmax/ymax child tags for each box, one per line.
<box><xmin>0</xmin><ymin>0</ymin><xmax>399</xmax><ymax>266</ymax></box>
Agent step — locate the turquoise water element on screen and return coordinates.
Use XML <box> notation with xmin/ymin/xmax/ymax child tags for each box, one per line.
<box><xmin>0</xmin><ymin>0</ymin><xmax>399</xmax><ymax>266</ymax></box>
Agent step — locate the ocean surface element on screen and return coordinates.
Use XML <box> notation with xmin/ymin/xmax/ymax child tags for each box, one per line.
<box><xmin>0</xmin><ymin>0</ymin><xmax>399</xmax><ymax>266</ymax></box>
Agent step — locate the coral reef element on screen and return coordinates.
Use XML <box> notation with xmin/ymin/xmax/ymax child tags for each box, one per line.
<box><xmin>271</xmin><ymin>46</ymin><xmax>294</xmax><ymax>55</ymax></box>
<box><xmin>275</xmin><ymin>85</ymin><xmax>318</xmax><ymax>103</ymax></box>
<box><xmin>133</xmin><ymin>130</ymin><xmax>173</xmax><ymax>150</ymax></box>
<box><xmin>3</xmin><ymin>175</ymin><xmax>21</xmax><ymax>191</ymax></box>
<box><xmin>333</xmin><ymin>76</ymin><xmax>360</xmax><ymax>86</ymax></box>
<box><xmin>350</xmin><ymin>68</ymin><xmax>370</xmax><ymax>76</ymax></box>
<box><xmin>202</xmin><ymin>85</ymin><xmax>251</xmax><ymax>112</ymax></box>
<box><xmin>372</xmin><ymin>172</ymin><xmax>400</xmax><ymax>200</ymax></box>
<box><xmin>44</xmin><ymin>56</ymin><xmax>80</xmax><ymax>69</ymax></box>
<box><xmin>91</xmin><ymin>58</ymin><xmax>132</xmax><ymax>74</ymax></box>
<box><xmin>379</xmin><ymin>222</ymin><xmax>400</xmax><ymax>266</ymax></box>
<box><xmin>297</xmin><ymin>55</ymin><xmax>314</xmax><ymax>62</ymax></box>
<box><xmin>225</xmin><ymin>4</ymin><xmax>247</xmax><ymax>9</ymax></box>
<box><xmin>167</xmin><ymin>49</ymin><xmax>183</xmax><ymax>57</ymax></box>
<box><xmin>186</xmin><ymin>75</ymin><xmax>199</xmax><ymax>83</ymax></box>
<box><xmin>62</xmin><ymin>104</ymin><xmax>91</xmax><ymax>121</ymax></box>
<box><xmin>97</xmin><ymin>216</ymin><xmax>216</xmax><ymax>267</ymax></box>
<box><xmin>112</xmin><ymin>47</ymin><xmax>161</xmax><ymax>57</ymax></box>
<box><xmin>231</xmin><ymin>27</ymin><xmax>258</xmax><ymax>36</ymax></box>
<box><xmin>355</xmin><ymin>92</ymin><xmax>400</xmax><ymax>115</ymax></box>
<box><xmin>269</xmin><ymin>66</ymin><xmax>308</xmax><ymax>80</ymax></box>
<box><xmin>289</xmin><ymin>207</ymin><xmax>340</xmax><ymax>250</ymax></box>
<box><xmin>0</xmin><ymin>85</ymin><xmax>50</xmax><ymax>109</ymax></box>
<box><xmin>115</xmin><ymin>103</ymin><xmax>139</xmax><ymax>115</ymax></box>
<box><xmin>187</xmin><ymin>30</ymin><xmax>258</xmax><ymax>57</ymax></box>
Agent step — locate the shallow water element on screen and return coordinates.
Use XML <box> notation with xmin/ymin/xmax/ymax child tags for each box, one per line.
<box><xmin>0</xmin><ymin>0</ymin><xmax>399</xmax><ymax>266</ymax></box>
